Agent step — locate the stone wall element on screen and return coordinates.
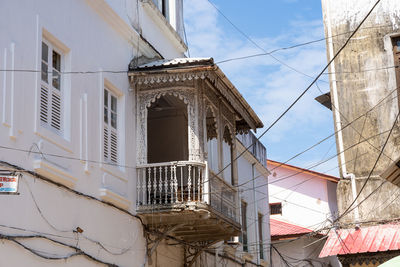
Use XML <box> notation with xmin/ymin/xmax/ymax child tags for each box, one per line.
<box><xmin>322</xmin><ymin>0</ymin><xmax>400</xmax><ymax>223</ymax></box>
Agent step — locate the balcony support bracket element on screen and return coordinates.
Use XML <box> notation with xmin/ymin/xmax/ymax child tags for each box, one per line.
<box><xmin>146</xmin><ymin>224</ymin><xmax>184</xmax><ymax>265</ymax></box>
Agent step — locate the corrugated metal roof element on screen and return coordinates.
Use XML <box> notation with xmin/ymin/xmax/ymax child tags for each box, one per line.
<box><xmin>270</xmin><ymin>218</ymin><xmax>313</xmax><ymax>239</ymax></box>
<box><xmin>134</xmin><ymin>57</ymin><xmax>214</xmax><ymax>70</ymax></box>
<box><xmin>319</xmin><ymin>224</ymin><xmax>400</xmax><ymax>258</ymax></box>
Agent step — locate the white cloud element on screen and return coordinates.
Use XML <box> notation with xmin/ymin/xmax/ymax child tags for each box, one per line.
<box><xmin>184</xmin><ymin>0</ymin><xmax>336</xmax><ymax>170</ymax></box>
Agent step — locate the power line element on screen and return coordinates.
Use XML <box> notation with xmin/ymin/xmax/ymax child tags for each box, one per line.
<box><xmin>205</xmin><ymin>0</ymin><xmax>330</xmax><ymax>84</ymax></box>
<box><xmin>0</xmin><ymin>84</ymin><xmax>393</xmax><ymax>202</ymax></box>
<box><xmin>268</xmin><ymin>85</ymin><xmax>398</xmax><ymax>174</ymax></box>
<box><xmin>208</xmin><ymin>0</ymin><xmax>382</xmax><ymax>183</ymax></box>
<box><xmin>335</xmin><ymin>111</ymin><xmax>400</xmax><ymax>222</ymax></box>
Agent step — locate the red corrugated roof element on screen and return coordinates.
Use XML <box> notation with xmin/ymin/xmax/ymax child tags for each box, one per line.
<box><xmin>270</xmin><ymin>218</ymin><xmax>313</xmax><ymax>239</ymax></box>
<box><xmin>319</xmin><ymin>224</ymin><xmax>400</xmax><ymax>258</ymax></box>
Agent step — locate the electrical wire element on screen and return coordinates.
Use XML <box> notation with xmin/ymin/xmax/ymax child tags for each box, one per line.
<box><xmin>209</xmin><ymin>0</ymin><xmax>382</xmax><ymax>186</ymax></box>
<box><xmin>335</xmin><ymin>111</ymin><xmax>400</xmax><ymax>222</ymax></box>
<box><xmin>205</xmin><ymin>0</ymin><xmax>330</xmax><ymax>85</ymax></box>
<box><xmin>268</xmin><ymin>85</ymin><xmax>398</xmax><ymax>174</ymax></box>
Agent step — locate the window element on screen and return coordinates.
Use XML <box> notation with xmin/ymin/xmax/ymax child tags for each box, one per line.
<box><xmin>392</xmin><ymin>37</ymin><xmax>400</xmax><ymax>95</ymax></box>
<box><xmin>258</xmin><ymin>213</ymin><xmax>264</xmax><ymax>260</ymax></box>
<box><xmin>40</xmin><ymin>39</ymin><xmax>63</xmax><ymax>133</ymax></box>
<box><xmin>104</xmin><ymin>89</ymin><xmax>118</xmax><ymax>164</ymax></box>
<box><xmin>270</xmin><ymin>202</ymin><xmax>282</xmax><ymax>215</ymax></box>
<box><xmin>240</xmin><ymin>201</ymin><xmax>248</xmax><ymax>252</ymax></box>
<box><xmin>152</xmin><ymin>0</ymin><xmax>169</xmax><ymax>19</ymax></box>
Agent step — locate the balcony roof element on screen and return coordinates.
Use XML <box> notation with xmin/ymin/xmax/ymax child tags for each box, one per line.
<box><xmin>129</xmin><ymin>57</ymin><xmax>264</xmax><ymax>131</ymax></box>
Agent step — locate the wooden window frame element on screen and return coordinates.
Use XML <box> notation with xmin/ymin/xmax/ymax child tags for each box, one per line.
<box><xmin>270</xmin><ymin>202</ymin><xmax>282</xmax><ymax>215</ymax></box>
<box><xmin>103</xmin><ymin>88</ymin><xmax>118</xmax><ymax>164</ymax></box>
<box><xmin>392</xmin><ymin>36</ymin><xmax>400</xmax><ymax>106</ymax></box>
<box><xmin>40</xmin><ymin>38</ymin><xmax>63</xmax><ymax>135</ymax></box>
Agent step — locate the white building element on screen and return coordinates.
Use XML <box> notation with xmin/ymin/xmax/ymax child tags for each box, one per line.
<box><xmin>0</xmin><ymin>1</ymin><xmax>270</xmax><ymax>266</ymax></box>
<box><xmin>267</xmin><ymin>160</ymin><xmax>340</xmax><ymax>267</ymax></box>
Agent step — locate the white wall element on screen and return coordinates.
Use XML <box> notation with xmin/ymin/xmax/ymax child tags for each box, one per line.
<box><xmin>0</xmin><ymin>0</ymin><xmax>185</xmax><ymax>266</ymax></box>
<box><xmin>236</xmin><ymin>144</ymin><xmax>271</xmax><ymax>265</ymax></box>
<box><xmin>269</xmin><ymin>167</ymin><xmax>337</xmax><ymax>229</ymax></box>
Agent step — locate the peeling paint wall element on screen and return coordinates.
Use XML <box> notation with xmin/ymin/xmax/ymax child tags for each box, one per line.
<box><xmin>322</xmin><ymin>0</ymin><xmax>400</xmax><ymax>224</ymax></box>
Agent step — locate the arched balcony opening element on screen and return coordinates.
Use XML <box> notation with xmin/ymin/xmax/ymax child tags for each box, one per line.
<box><xmin>147</xmin><ymin>94</ymin><xmax>188</xmax><ymax>163</ymax></box>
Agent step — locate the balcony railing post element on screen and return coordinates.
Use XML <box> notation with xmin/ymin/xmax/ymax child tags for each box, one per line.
<box><xmin>147</xmin><ymin>168</ymin><xmax>151</xmax><ymax>205</ymax></box>
<box><xmin>170</xmin><ymin>165</ymin><xmax>174</xmax><ymax>203</ymax></box>
<box><xmin>142</xmin><ymin>168</ymin><xmax>146</xmax><ymax>205</ymax></box>
<box><xmin>153</xmin><ymin>167</ymin><xmax>157</xmax><ymax>205</ymax></box>
<box><xmin>158</xmin><ymin>166</ymin><xmax>162</xmax><ymax>204</ymax></box>
<box><xmin>188</xmin><ymin>165</ymin><xmax>192</xmax><ymax>201</ymax></box>
<box><xmin>136</xmin><ymin>169</ymin><xmax>141</xmax><ymax>207</ymax></box>
<box><xmin>173</xmin><ymin>165</ymin><xmax>178</xmax><ymax>203</ymax></box>
<box><xmin>197</xmin><ymin>167</ymin><xmax>201</xmax><ymax>202</ymax></box>
<box><xmin>164</xmin><ymin>166</ymin><xmax>168</xmax><ymax>204</ymax></box>
<box><xmin>203</xmin><ymin>161</ymin><xmax>209</xmax><ymax>204</ymax></box>
<box><xmin>180</xmin><ymin>166</ymin><xmax>184</xmax><ymax>202</ymax></box>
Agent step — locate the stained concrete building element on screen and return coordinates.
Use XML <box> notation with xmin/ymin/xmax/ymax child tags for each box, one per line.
<box><xmin>319</xmin><ymin>0</ymin><xmax>400</xmax><ymax>266</ymax></box>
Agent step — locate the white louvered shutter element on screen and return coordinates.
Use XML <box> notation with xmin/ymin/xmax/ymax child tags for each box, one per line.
<box><xmin>104</xmin><ymin>89</ymin><xmax>118</xmax><ymax>164</ymax></box>
<box><xmin>40</xmin><ymin>40</ymin><xmax>62</xmax><ymax>134</ymax></box>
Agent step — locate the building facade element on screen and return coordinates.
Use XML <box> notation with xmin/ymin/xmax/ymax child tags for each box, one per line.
<box><xmin>0</xmin><ymin>1</ymin><xmax>270</xmax><ymax>266</ymax></box>
<box><xmin>320</xmin><ymin>0</ymin><xmax>400</xmax><ymax>265</ymax></box>
<box><xmin>267</xmin><ymin>160</ymin><xmax>339</xmax><ymax>267</ymax></box>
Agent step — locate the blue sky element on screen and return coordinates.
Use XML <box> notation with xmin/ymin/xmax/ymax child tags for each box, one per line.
<box><xmin>184</xmin><ymin>0</ymin><xmax>339</xmax><ymax>176</ymax></box>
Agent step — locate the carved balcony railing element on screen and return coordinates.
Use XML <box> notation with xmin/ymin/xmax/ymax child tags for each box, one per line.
<box><xmin>136</xmin><ymin>161</ymin><xmax>207</xmax><ymax>208</ymax></box>
<box><xmin>136</xmin><ymin>162</ymin><xmax>239</xmax><ymax>224</ymax></box>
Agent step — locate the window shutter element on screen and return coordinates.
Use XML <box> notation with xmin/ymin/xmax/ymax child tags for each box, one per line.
<box><xmin>40</xmin><ymin>87</ymin><xmax>49</xmax><ymax>123</ymax></box>
<box><xmin>104</xmin><ymin>126</ymin><xmax>109</xmax><ymax>160</ymax></box>
<box><xmin>110</xmin><ymin>131</ymin><xmax>118</xmax><ymax>164</ymax></box>
<box><xmin>50</xmin><ymin>92</ymin><xmax>61</xmax><ymax>131</ymax></box>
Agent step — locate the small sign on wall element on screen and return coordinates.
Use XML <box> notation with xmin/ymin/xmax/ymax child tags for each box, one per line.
<box><xmin>0</xmin><ymin>173</ymin><xmax>20</xmax><ymax>194</ymax></box>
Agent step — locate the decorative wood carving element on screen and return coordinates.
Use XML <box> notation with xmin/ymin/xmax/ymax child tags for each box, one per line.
<box><xmin>137</xmin><ymin>87</ymin><xmax>200</xmax><ymax>164</ymax></box>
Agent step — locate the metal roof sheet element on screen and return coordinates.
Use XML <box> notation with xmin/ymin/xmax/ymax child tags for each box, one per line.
<box><xmin>319</xmin><ymin>224</ymin><xmax>400</xmax><ymax>258</ymax></box>
<box><xmin>270</xmin><ymin>218</ymin><xmax>313</xmax><ymax>238</ymax></box>
<box><xmin>134</xmin><ymin>57</ymin><xmax>214</xmax><ymax>70</ymax></box>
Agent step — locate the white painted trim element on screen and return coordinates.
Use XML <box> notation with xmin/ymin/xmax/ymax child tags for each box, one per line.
<box><xmin>33</xmin><ymin>22</ymin><xmax>73</xmax><ymax>153</ymax></box>
<box><xmin>33</xmin><ymin>159</ymin><xmax>77</xmax><ymax>188</ymax></box>
<box><xmin>9</xmin><ymin>42</ymin><xmax>15</xmax><ymax>140</ymax></box>
<box><xmin>99</xmin><ymin>188</ymin><xmax>131</xmax><ymax>210</ymax></box>
<box><xmin>99</xmin><ymin>77</ymin><xmax>127</xmax><ymax>178</ymax></box>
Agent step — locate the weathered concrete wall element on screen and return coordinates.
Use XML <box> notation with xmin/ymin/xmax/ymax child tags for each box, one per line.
<box><xmin>322</xmin><ymin>0</ymin><xmax>400</xmax><ymax>223</ymax></box>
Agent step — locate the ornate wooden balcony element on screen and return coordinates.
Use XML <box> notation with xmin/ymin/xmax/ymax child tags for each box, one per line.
<box><xmin>136</xmin><ymin>161</ymin><xmax>240</xmax><ymax>242</ymax></box>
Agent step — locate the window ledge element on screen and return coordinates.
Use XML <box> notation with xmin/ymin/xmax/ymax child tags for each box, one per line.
<box><xmin>100</xmin><ymin>165</ymin><xmax>127</xmax><ymax>182</ymax></box>
<box><xmin>241</xmin><ymin>252</ymin><xmax>254</xmax><ymax>262</ymax></box>
<box><xmin>99</xmin><ymin>188</ymin><xmax>131</xmax><ymax>210</ymax></box>
<box><xmin>140</xmin><ymin>0</ymin><xmax>187</xmax><ymax>54</ymax></box>
<box><xmin>33</xmin><ymin>159</ymin><xmax>77</xmax><ymax>188</ymax></box>
<box><xmin>35</xmin><ymin>126</ymin><xmax>72</xmax><ymax>153</ymax></box>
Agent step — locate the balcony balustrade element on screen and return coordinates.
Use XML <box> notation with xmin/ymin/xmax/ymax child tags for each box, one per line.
<box><xmin>136</xmin><ymin>161</ymin><xmax>240</xmax><ymax>241</ymax></box>
<box><xmin>136</xmin><ymin>161</ymin><xmax>206</xmax><ymax>208</ymax></box>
